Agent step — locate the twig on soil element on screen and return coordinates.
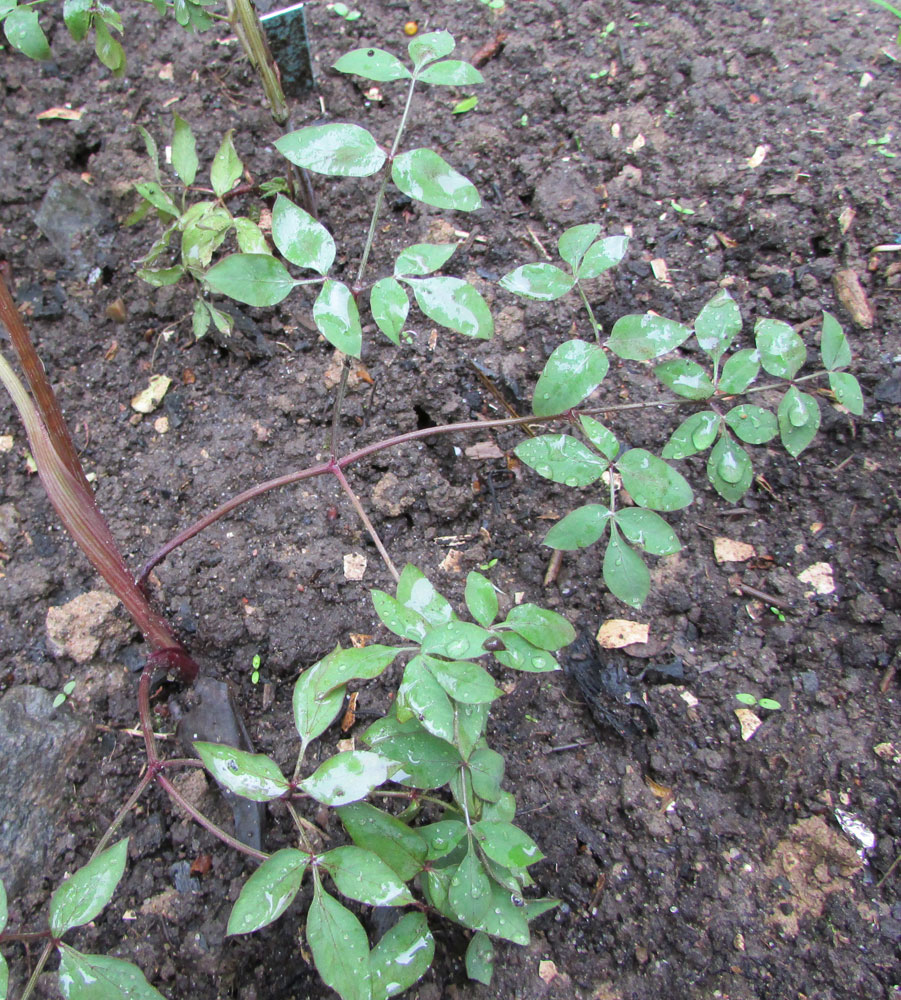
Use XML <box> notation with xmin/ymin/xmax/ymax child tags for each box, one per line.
<box><xmin>875</xmin><ymin>850</ymin><xmax>901</xmax><ymax>888</ymax></box>
<box><xmin>544</xmin><ymin>740</ymin><xmax>595</xmax><ymax>754</ymax></box>
<box><xmin>543</xmin><ymin>549</ymin><xmax>563</xmax><ymax>587</ymax></box>
<box><xmin>526</xmin><ymin>227</ymin><xmax>551</xmax><ymax>259</ymax></box>
<box><xmin>733</xmin><ymin>582</ymin><xmax>795</xmax><ymax>612</ymax></box>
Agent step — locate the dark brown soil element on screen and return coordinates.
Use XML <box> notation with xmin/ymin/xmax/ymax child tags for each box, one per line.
<box><xmin>1</xmin><ymin>2</ymin><xmax>900</xmax><ymax>999</ymax></box>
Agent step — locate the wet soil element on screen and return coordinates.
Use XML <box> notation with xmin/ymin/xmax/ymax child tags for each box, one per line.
<box><xmin>1</xmin><ymin>1</ymin><xmax>900</xmax><ymax>998</ymax></box>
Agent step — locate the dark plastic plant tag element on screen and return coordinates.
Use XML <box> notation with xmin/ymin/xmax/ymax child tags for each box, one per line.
<box><xmin>258</xmin><ymin>1</ymin><xmax>314</xmax><ymax>95</ymax></box>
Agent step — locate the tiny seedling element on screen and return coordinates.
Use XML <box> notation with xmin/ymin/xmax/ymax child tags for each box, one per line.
<box><xmin>327</xmin><ymin>2</ymin><xmax>362</xmax><ymax>21</ymax></box>
<box><xmin>251</xmin><ymin>653</ymin><xmax>261</xmax><ymax>685</ymax></box>
<box><xmin>52</xmin><ymin>679</ymin><xmax>77</xmax><ymax>709</ymax></box>
<box><xmin>736</xmin><ymin>693</ymin><xmax>782</xmax><ymax>711</ymax></box>
<box><xmin>869</xmin><ymin>0</ymin><xmax>901</xmax><ymax>43</ymax></box>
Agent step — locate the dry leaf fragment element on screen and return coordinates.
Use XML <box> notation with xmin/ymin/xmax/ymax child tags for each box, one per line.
<box><xmin>341</xmin><ymin>691</ymin><xmax>359</xmax><ymax>732</ymax></box>
<box><xmin>465</xmin><ymin>441</ymin><xmax>504</xmax><ymax>460</ymax></box>
<box><xmin>343</xmin><ymin>552</ymin><xmax>367</xmax><ymax>581</ymax></box>
<box><xmin>874</xmin><ymin>742</ymin><xmax>900</xmax><ymax>763</ymax></box>
<box><xmin>714</xmin><ymin>536</ymin><xmax>757</xmax><ymax>563</ymax></box>
<box><xmin>597</xmin><ymin>619</ymin><xmax>649</xmax><ymax>649</ymax></box>
<box><xmin>735</xmin><ymin>707</ymin><xmax>762</xmax><ymax>740</ymax></box>
<box><xmin>37</xmin><ymin>106</ymin><xmax>85</xmax><ymax>121</ymax></box>
<box><xmin>130</xmin><ymin>374</ymin><xmax>171</xmax><ymax>414</ymax></box>
<box><xmin>439</xmin><ymin>548</ymin><xmax>465</xmax><ymax>574</ymax></box>
<box><xmin>0</xmin><ymin>435</ymin><xmax>14</xmax><ymax>453</ymax></box>
<box><xmin>746</xmin><ymin>144</ymin><xmax>769</xmax><ymax>168</ymax></box>
<box><xmin>838</xmin><ymin>207</ymin><xmax>855</xmax><ymax>234</ymax></box>
<box><xmin>797</xmin><ymin>562</ymin><xmax>835</xmax><ymax>596</ymax></box>
<box><xmin>349</xmin><ymin>633</ymin><xmax>372</xmax><ymax>648</ymax></box>
<box><xmin>680</xmin><ymin>690</ymin><xmax>699</xmax><ymax>708</ymax></box>
<box><xmin>158</xmin><ymin>62</ymin><xmax>174</xmax><ymax>81</ymax></box>
<box><xmin>833</xmin><ymin>269</ymin><xmax>874</xmax><ymax>329</ymax></box>
<box><xmin>650</xmin><ymin>258</ymin><xmax>671</xmax><ymax>284</ymax></box>
<box><xmin>538</xmin><ymin>961</ymin><xmax>559</xmax><ymax>984</ymax></box>
<box><xmin>627</xmin><ymin>133</ymin><xmax>646</xmax><ymax>154</ymax></box>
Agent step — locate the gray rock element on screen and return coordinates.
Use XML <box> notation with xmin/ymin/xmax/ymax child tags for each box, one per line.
<box><xmin>0</xmin><ymin>685</ymin><xmax>92</xmax><ymax>896</ymax></box>
<box><xmin>34</xmin><ymin>176</ymin><xmax>112</xmax><ymax>278</ymax></box>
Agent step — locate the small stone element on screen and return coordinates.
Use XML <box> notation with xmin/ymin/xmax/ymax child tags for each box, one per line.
<box><xmin>45</xmin><ymin>590</ymin><xmax>133</xmax><ymax>662</ymax></box>
<box><xmin>371</xmin><ymin>473</ymin><xmax>414</xmax><ymax>517</ymax></box>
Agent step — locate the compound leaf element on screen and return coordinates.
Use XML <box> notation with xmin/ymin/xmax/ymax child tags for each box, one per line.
<box><xmin>533</xmin><ymin>339</ymin><xmax>609</xmax><ymax>416</ymax></box>
<box><xmin>272</xmin><ymin>195</ymin><xmax>335</xmax><ymax>274</ymax></box>
<box><xmin>607</xmin><ymin>314</ymin><xmax>692</xmax><ymax>361</ymax></box>
<box><xmin>227</xmin><ymin>849</ymin><xmax>308</xmax><ymax>935</ymax></box>
<box><xmin>499</xmin><ymin>263</ymin><xmax>574</xmax><ymax>301</ymax></box>
<box><xmin>276</xmin><ymin>123</ymin><xmax>386</xmax><ymax>177</ymax></box>
<box><xmin>392</xmin><ymin>149</ymin><xmax>480</xmax><ymax>212</ymax></box>
<box><xmin>194</xmin><ymin>743</ymin><xmax>288</xmax><ymax>802</ymax></box>
<box><xmin>49</xmin><ymin>840</ymin><xmax>128</xmax><ymax>937</ymax></box>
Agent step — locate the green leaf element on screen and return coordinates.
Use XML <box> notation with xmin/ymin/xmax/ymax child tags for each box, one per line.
<box><xmin>234</xmin><ymin>217</ymin><xmax>269</xmax><ymax>255</ymax></box>
<box><xmin>452</xmin><ymin>95</ymin><xmax>478</xmax><ymax>114</ymax></box>
<box><xmin>394</xmin><ymin>243</ymin><xmax>456</xmax><ymax>277</ymax></box>
<box><xmin>371</xmin><ymin>590</ymin><xmax>429</xmax><ymax>642</ymax></box>
<box><xmin>514</xmin><ymin>434</ymin><xmax>608</xmax><ymax>487</ymax></box>
<box><xmin>603</xmin><ymin>526</ymin><xmax>649</xmax><ymax>608</ymax></box>
<box><xmin>419</xmin><ymin>821</ymin><xmax>467</xmax><ymax>860</ymax></box>
<box><xmin>194</xmin><ymin>742</ymin><xmax>288</xmax><ymax>801</ymax></box>
<box><xmin>820</xmin><ymin>310</ymin><xmax>851</xmax><ymax>370</ymax></box>
<box><xmin>421</xmin><ymin>621</ymin><xmax>491</xmax><ymax>660</ymax></box>
<box><xmin>454</xmin><ymin>701</ymin><xmax>490</xmax><ymax>758</ymax></box>
<box><xmin>758</xmin><ymin>698</ymin><xmax>782</xmax><ymax>711</ymax></box>
<box><xmin>210</xmin><ymin>130</ymin><xmax>243</xmax><ymax>197</ymax></box>
<box><xmin>333</xmin><ymin>47</ymin><xmax>412</xmax><ymax>81</ymax></box>
<box><xmin>735</xmin><ymin>692</ymin><xmax>757</xmax><ymax>706</ymax></box>
<box><xmin>419</xmin><ymin>59</ymin><xmax>484</xmax><ymax>85</ymax></box>
<box><xmin>694</xmin><ymin>289</ymin><xmax>741</xmax><ymax>361</ymax></box>
<box><xmin>135</xmin><ymin>125</ymin><xmax>159</xmax><ymax>171</ymax></box>
<box><xmin>337</xmin><ymin>803</ymin><xmax>427</xmax><ymax>881</ymax></box>
<box><xmin>205</xmin><ymin>254</ymin><xmax>296</xmax><ymax>307</ymax></box>
<box><xmin>449</xmin><ymin>844</ymin><xmax>491</xmax><ymax>926</ymax></box>
<box><xmin>474</xmin><ymin>882</ymin><xmax>530</xmax><ymax>945</ymax></box>
<box><xmin>370</xmin><ymin>278</ymin><xmax>409</xmax><ymax>345</ymax></box>
<box><xmin>63</xmin><ymin>0</ymin><xmax>91</xmax><ymax>42</ymax></box>
<box><xmin>277</xmin><ymin>123</ymin><xmax>386</xmax><ymax>177</ymax></box>
<box><xmin>134</xmin><ymin>181</ymin><xmax>179</xmax><ymax>219</ymax></box>
<box><xmin>271</xmin><ymin>195</ymin><xmax>334</xmax><ymax>274</ymax></box>
<box><xmin>192</xmin><ymin>298</ymin><xmax>211</xmax><ymax>339</ymax></box>
<box><xmin>409</xmin><ymin>29</ymin><xmax>455</xmax><ymax>68</ymax></box>
<box><xmin>465</xmin><ymin>931</ymin><xmax>494</xmax><ymax>985</ymax></box>
<box><xmin>579</xmin><ymin>416</ymin><xmax>619</xmax><ymax>460</ymax></box>
<box><xmin>472</xmin><ymin>821</ymin><xmax>543</xmax><ymax>868</ymax></box>
<box><xmin>136</xmin><ymin>265</ymin><xmax>184</xmax><ymax>287</ymax></box>
<box><xmin>777</xmin><ymin>387</ymin><xmax>820</xmax><ymax>457</ymax></box>
<box><xmin>307</xmin><ymin>883</ymin><xmax>371</xmax><ymax>1000</ymax></box>
<box><xmin>364</xmin><ymin>725</ymin><xmax>461</xmax><ymax>788</ymax></box>
<box><xmin>316</xmin><ymin>644</ymin><xmax>402</xmax><ymax>692</ymax></box>
<box><xmin>0</xmin><ymin>952</ymin><xmax>6</xmax><ymax>1000</ymax></box>
<box><xmin>314</xmin><ymin>279</ymin><xmax>363</xmax><ymax>357</ymax></box>
<box><xmin>171</xmin><ymin>113</ymin><xmax>198</xmax><ymax>186</ymax></box>
<box><xmin>503</xmin><ymin>605</ymin><xmax>575</xmax><ymax>651</ymax></box>
<box><xmin>469</xmin><ymin>746</ymin><xmax>504</xmax><ymax>802</ymax></box>
<box><xmin>718</xmin><ymin>348</ymin><xmax>760</xmax><ymax>394</ymax></box>
<box><xmin>661</xmin><ymin>411</ymin><xmax>720</xmax><ymax>459</ymax></box>
<box><xmin>300</xmin><ymin>750</ymin><xmax>389</xmax><ymax>806</ymax></box>
<box><xmin>465</xmin><ymin>571</ymin><xmax>498</xmax><ymax>627</ymax></box>
<box><xmin>293</xmin><ymin>676</ymin><xmax>345</xmax><ymax>752</ymax></box>
<box><xmin>396</xmin><ymin>566</ymin><xmax>454</xmax><ymax>625</ymax></box>
<box><xmin>4</xmin><ymin>6</ymin><xmax>50</xmax><ymax>59</ymax></box>
<box><xmin>407</xmin><ymin>276</ymin><xmax>493</xmax><ymax>339</ymax></box>
<box><xmin>617</xmin><ymin>448</ymin><xmax>693</xmax><ymax>511</ymax></box>
<box><xmin>49</xmin><ymin>840</ymin><xmax>128</xmax><ymax>937</ymax></box>
<box><xmin>392</xmin><ymin>149</ymin><xmax>480</xmax><ymax>212</ymax></box>
<box><xmin>724</xmin><ymin>404</ymin><xmax>777</xmax><ymax>444</ymax></box>
<box><xmin>577</xmin><ymin>234</ymin><xmax>629</xmax><ymax>279</ymax></box>
<box><xmin>707</xmin><ymin>436</ymin><xmax>753</xmax><ymax>502</ymax></box>
<box><xmin>493</xmin><ymin>632</ymin><xmax>559</xmax><ymax>673</ymax></box>
<box><xmin>397</xmin><ymin>655</ymin><xmax>455</xmax><ymax>742</ymax></box>
<box><xmin>755</xmin><ymin>318</ymin><xmax>806</xmax><ymax>378</ymax></box>
<box><xmin>653</xmin><ymin>359</ymin><xmax>715</xmax><ymax>400</ymax></box>
<box><xmin>370</xmin><ymin>913</ymin><xmax>434</xmax><ymax>1000</ymax></box>
<box><xmin>423</xmin><ymin>655</ymin><xmax>501</xmax><ymax>704</ymax></box>
<box><xmin>533</xmin><ymin>339</ymin><xmax>609</xmax><ymax>416</ymax></box>
<box><xmin>828</xmin><ymin>372</ymin><xmax>864</xmax><ymax>415</ymax></box>
<box><xmin>57</xmin><ymin>945</ymin><xmax>164</xmax><ymax>1000</ymax></box>
<box><xmin>607</xmin><ymin>314</ymin><xmax>692</xmax><ymax>361</ymax></box>
<box><xmin>227</xmin><ymin>849</ymin><xmax>308</xmax><ymax>935</ymax></box>
<box><xmin>615</xmin><ymin>508</ymin><xmax>681</xmax><ymax>555</ymax></box>
<box><xmin>557</xmin><ymin>224</ymin><xmax>601</xmax><ymax>270</ymax></box>
<box><xmin>180</xmin><ymin>207</ymin><xmax>231</xmax><ymax>270</ymax></box>
<box><xmin>543</xmin><ymin>503</ymin><xmax>612</xmax><ymax>550</ymax></box>
<box><xmin>322</xmin><ymin>846</ymin><xmax>414</xmax><ymax>906</ymax></box>
<box><xmin>499</xmin><ymin>263</ymin><xmax>574</xmax><ymax>301</ymax></box>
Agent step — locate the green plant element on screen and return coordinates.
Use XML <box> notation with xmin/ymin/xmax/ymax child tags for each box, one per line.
<box><xmin>0</xmin><ymin>25</ymin><xmax>867</xmax><ymax>1000</ymax></box>
<box><xmin>51</xmin><ymin>679</ymin><xmax>77</xmax><ymax>709</ymax></box>
<box><xmin>736</xmin><ymin>693</ymin><xmax>782</xmax><ymax>711</ymax></box>
<box><xmin>870</xmin><ymin>0</ymin><xmax>901</xmax><ymax>43</ymax></box>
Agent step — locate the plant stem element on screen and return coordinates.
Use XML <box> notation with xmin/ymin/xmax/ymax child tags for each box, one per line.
<box><xmin>285</xmin><ymin>801</ymin><xmax>317</xmax><ymax>852</ymax></box>
<box><xmin>575</xmin><ymin>280</ymin><xmax>601</xmax><ymax>340</ymax></box>
<box><xmin>89</xmin><ymin>770</ymin><xmax>155</xmax><ymax>860</ymax></box>
<box><xmin>19</xmin><ymin>940</ymin><xmax>54</xmax><ymax>1000</ymax></box>
<box><xmin>331</xmin><ymin>464</ymin><xmax>399</xmax><ymax>581</ymax></box>
<box><xmin>156</xmin><ymin>773</ymin><xmax>269</xmax><ymax>862</ymax></box>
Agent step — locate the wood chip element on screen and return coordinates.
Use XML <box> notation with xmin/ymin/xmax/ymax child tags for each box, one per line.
<box><xmin>714</xmin><ymin>536</ymin><xmax>757</xmax><ymax>563</ymax></box>
<box><xmin>838</xmin><ymin>206</ymin><xmax>855</xmax><ymax>234</ymax></box>
<box><xmin>735</xmin><ymin>707</ymin><xmax>762</xmax><ymax>740</ymax></box>
<box><xmin>745</xmin><ymin>144</ymin><xmax>769</xmax><ymax>168</ymax></box>
<box><xmin>833</xmin><ymin>268</ymin><xmax>874</xmax><ymax>328</ymax></box>
<box><xmin>465</xmin><ymin>441</ymin><xmax>504</xmax><ymax>460</ymax></box>
<box><xmin>37</xmin><ymin>106</ymin><xmax>85</xmax><ymax>121</ymax></box>
<box><xmin>650</xmin><ymin>258</ymin><xmax>672</xmax><ymax>284</ymax></box>
<box><xmin>538</xmin><ymin>960</ymin><xmax>559</xmax><ymax>984</ymax></box>
<box><xmin>597</xmin><ymin>619</ymin><xmax>649</xmax><ymax>649</ymax></box>
<box><xmin>343</xmin><ymin>552</ymin><xmax>366</xmax><ymax>581</ymax></box>
<box><xmin>797</xmin><ymin>562</ymin><xmax>835</xmax><ymax>596</ymax></box>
